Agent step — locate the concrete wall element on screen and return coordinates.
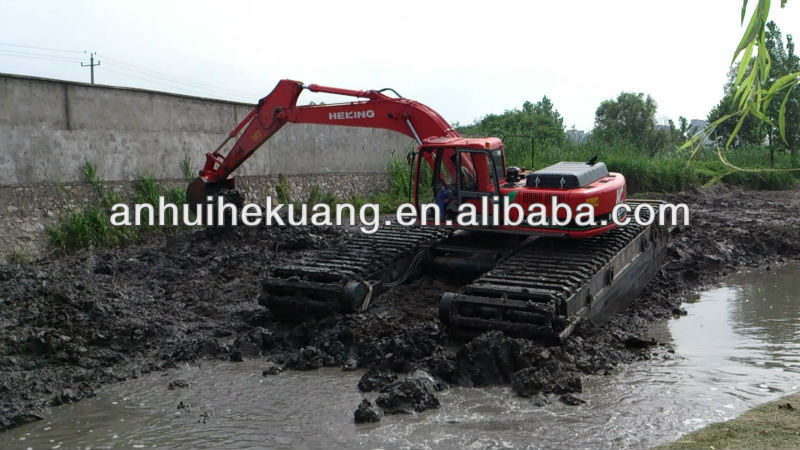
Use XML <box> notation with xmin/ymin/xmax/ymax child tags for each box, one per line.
<box><xmin>0</xmin><ymin>73</ymin><xmax>416</xmax><ymax>262</ymax></box>
<box><xmin>0</xmin><ymin>73</ymin><xmax>414</xmax><ymax>184</ymax></box>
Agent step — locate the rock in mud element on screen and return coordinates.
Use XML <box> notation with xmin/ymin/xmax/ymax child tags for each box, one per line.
<box><xmin>292</xmin><ymin>346</ymin><xmax>324</xmax><ymax>371</ymax></box>
<box><xmin>412</xmin><ymin>350</ymin><xmax>458</xmax><ymax>385</ymax></box>
<box><xmin>553</xmin><ymin>374</ymin><xmax>582</xmax><ymax>395</ymax></box>
<box><xmin>50</xmin><ymin>388</ymin><xmax>79</xmax><ymax>406</ymax></box>
<box><xmin>358</xmin><ymin>368</ymin><xmax>398</xmax><ymax>392</ymax></box>
<box><xmin>455</xmin><ymin>331</ymin><xmax>519</xmax><ymax>387</ymax></box>
<box><xmin>198</xmin><ymin>410</ymin><xmax>212</xmax><ymax>424</ymax></box>
<box><xmin>199</xmin><ymin>339</ymin><xmax>221</xmax><ymax>357</ymax></box>
<box><xmin>408</xmin><ymin>369</ymin><xmax>446</xmax><ymax>391</ymax></box>
<box><xmin>623</xmin><ymin>336</ymin><xmax>657</xmax><ymax>349</ymax></box>
<box><xmin>168</xmin><ymin>379</ymin><xmax>189</xmax><ymax>390</ymax></box>
<box><xmin>510</xmin><ymin>367</ymin><xmax>551</xmax><ymax>397</ymax></box>
<box><xmin>375</xmin><ymin>378</ymin><xmax>440</xmax><ymax>414</ymax></box>
<box><xmin>357</xmin><ymin>323</ymin><xmax>441</xmax><ymax>373</ymax></box>
<box><xmin>341</xmin><ymin>355</ymin><xmax>359</xmax><ymax>371</ymax></box>
<box><xmin>531</xmin><ymin>393</ymin><xmax>550</xmax><ymax>407</ymax></box>
<box><xmin>671</xmin><ymin>307</ymin><xmax>688</xmax><ymax>316</ymax></box>
<box><xmin>50</xmin><ymin>385</ymin><xmax>94</xmax><ymax>406</ymax></box>
<box><xmin>0</xmin><ymin>408</ymin><xmax>43</xmax><ymax>430</ymax></box>
<box><xmin>230</xmin><ymin>328</ymin><xmax>275</xmax><ymax>361</ymax></box>
<box><xmin>353</xmin><ymin>399</ymin><xmax>382</xmax><ymax>423</ymax></box>
<box><xmin>262</xmin><ymin>362</ymin><xmax>283</xmax><ymax>376</ymax></box>
<box><xmin>559</xmin><ymin>393</ymin><xmax>586</xmax><ymax>406</ymax></box>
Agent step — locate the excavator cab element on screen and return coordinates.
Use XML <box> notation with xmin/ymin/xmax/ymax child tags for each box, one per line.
<box><xmin>413</xmin><ymin>138</ymin><xmax>505</xmax><ymax>224</ymax></box>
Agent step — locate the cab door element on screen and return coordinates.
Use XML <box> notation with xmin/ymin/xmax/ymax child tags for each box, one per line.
<box><xmin>454</xmin><ymin>149</ymin><xmax>502</xmax><ymax>224</ymax></box>
<box><xmin>413</xmin><ymin>147</ymin><xmax>449</xmax><ymax>211</ymax></box>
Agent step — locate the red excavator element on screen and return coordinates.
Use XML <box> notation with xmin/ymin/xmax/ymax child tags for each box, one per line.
<box><xmin>188</xmin><ymin>79</ymin><xmax>667</xmax><ymax>342</ymax></box>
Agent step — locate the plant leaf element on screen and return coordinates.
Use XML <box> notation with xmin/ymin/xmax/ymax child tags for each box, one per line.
<box><xmin>778</xmin><ymin>81</ymin><xmax>796</xmax><ymax>141</ymax></box>
<box><xmin>742</xmin><ymin>0</ymin><xmax>749</xmax><ymax>23</ymax></box>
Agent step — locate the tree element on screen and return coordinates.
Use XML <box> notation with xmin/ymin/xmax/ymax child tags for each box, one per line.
<box><xmin>764</xmin><ymin>21</ymin><xmax>800</xmax><ymax>163</ymax></box>
<box><xmin>678</xmin><ymin>117</ymin><xmax>691</xmax><ymax>138</ymax></box>
<box><xmin>462</xmin><ymin>96</ymin><xmax>566</xmax><ymax>146</ymax></box>
<box><xmin>706</xmin><ymin>60</ymin><xmax>769</xmax><ymax>147</ymax></box>
<box><xmin>708</xmin><ymin>92</ymin><xmax>768</xmax><ymax>147</ymax></box>
<box><xmin>593</xmin><ymin>92</ymin><xmax>661</xmax><ymax>152</ymax></box>
<box><xmin>686</xmin><ymin>0</ymin><xmax>800</xmax><ymax>173</ymax></box>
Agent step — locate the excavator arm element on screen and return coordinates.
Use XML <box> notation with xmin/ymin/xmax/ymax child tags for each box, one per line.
<box><xmin>188</xmin><ymin>79</ymin><xmax>460</xmax><ymax>204</ymax></box>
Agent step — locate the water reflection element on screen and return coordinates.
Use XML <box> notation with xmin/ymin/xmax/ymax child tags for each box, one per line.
<box><xmin>2</xmin><ymin>263</ymin><xmax>799</xmax><ymax>449</ymax></box>
<box><xmin>659</xmin><ymin>263</ymin><xmax>800</xmax><ymax>378</ymax></box>
<box><xmin>728</xmin><ymin>268</ymin><xmax>800</xmax><ymax>368</ymax></box>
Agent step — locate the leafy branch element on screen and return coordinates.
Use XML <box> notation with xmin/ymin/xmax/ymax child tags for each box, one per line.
<box><xmin>684</xmin><ymin>0</ymin><xmax>800</xmax><ymax>172</ymax></box>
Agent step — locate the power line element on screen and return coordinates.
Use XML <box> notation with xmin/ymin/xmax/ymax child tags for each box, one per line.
<box><xmin>101</xmin><ymin>61</ymin><xmax>259</xmax><ymax>99</ymax></box>
<box><xmin>0</xmin><ymin>42</ymin><xmax>261</xmax><ymax>100</ymax></box>
<box><xmin>98</xmin><ymin>54</ymin><xmax>259</xmax><ymax>98</ymax></box>
<box><xmin>102</xmin><ymin>64</ymin><xmax>257</xmax><ymax>99</ymax></box>
<box><xmin>0</xmin><ymin>50</ymin><xmax>84</xmax><ymax>63</ymax></box>
<box><xmin>0</xmin><ymin>41</ymin><xmax>85</xmax><ymax>55</ymax></box>
<box><xmin>101</xmin><ymin>66</ymin><xmax>255</xmax><ymax>100</ymax></box>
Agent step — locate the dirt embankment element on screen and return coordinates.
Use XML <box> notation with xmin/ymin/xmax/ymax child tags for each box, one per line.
<box><xmin>1</xmin><ymin>185</ymin><xmax>799</xmax><ymax>430</ymax></box>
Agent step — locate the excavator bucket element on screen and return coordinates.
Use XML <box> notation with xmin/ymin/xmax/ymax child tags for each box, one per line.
<box><xmin>186</xmin><ymin>177</ymin><xmax>238</xmax><ymax>206</ymax></box>
<box><xmin>186</xmin><ymin>177</ymin><xmax>209</xmax><ymax>207</ymax></box>
<box><xmin>185</xmin><ymin>177</ymin><xmax>243</xmax><ymax>227</ymax></box>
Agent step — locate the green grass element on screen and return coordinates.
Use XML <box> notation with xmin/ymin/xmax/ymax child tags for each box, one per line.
<box><xmin>181</xmin><ymin>155</ymin><xmax>195</xmax><ymax>183</ymax></box>
<box><xmin>657</xmin><ymin>392</ymin><xmax>800</xmax><ymax>450</ymax></box>
<box><xmin>133</xmin><ymin>171</ymin><xmax>186</xmax><ymax>205</ymax></box>
<box><xmin>369</xmin><ymin>153</ymin><xmax>418</xmax><ymax>210</ymax></box>
<box><xmin>276</xmin><ymin>174</ymin><xmax>291</xmax><ymax>204</ymax></box>
<box><xmin>48</xmin><ymin>162</ymin><xmax>186</xmax><ymax>255</ymax></box>
<box><xmin>306</xmin><ymin>185</ymin><xmax>338</xmax><ymax>207</ymax></box>
<box><xmin>48</xmin><ymin>203</ymin><xmax>137</xmax><ymax>253</ymax></box>
<box><xmin>6</xmin><ymin>250</ymin><xmax>28</xmax><ymax>265</ymax></box>
<box><xmin>500</xmin><ymin>140</ymin><xmax>799</xmax><ymax>194</ymax></box>
<box><xmin>130</xmin><ymin>171</ymin><xmax>186</xmax><ymax>226</ymax></box>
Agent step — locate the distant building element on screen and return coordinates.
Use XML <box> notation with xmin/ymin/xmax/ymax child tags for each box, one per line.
<box><xmin>688</xmin><ymin>119</ymin><xmax>713</xmax><ymax>146</ymax></box>
<box><xmin>689</xmin><ymin>119</ymin><xmax>708</xmax><ymax>134</ymax></box>
<box><xmin>654</xmin><ymin>119</ymin><xmax>713</xmax><ymax>146</ymax></box>
<box><xmin>566</xmin><ymin>129</ymin><xmax>586</xmax><ymax>143</ymax></box>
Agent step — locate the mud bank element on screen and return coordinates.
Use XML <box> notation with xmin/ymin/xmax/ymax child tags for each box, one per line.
<box><xmin>1</xmin><ymin>185</ymin><xmax>798</xmax><ymax>431</ymax></box>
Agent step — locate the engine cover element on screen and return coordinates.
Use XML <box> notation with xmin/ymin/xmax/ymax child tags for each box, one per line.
<box><xmin>525</xmin><ymin>162</ymin><xmax>609</xmax><ymax>189</ymax></box>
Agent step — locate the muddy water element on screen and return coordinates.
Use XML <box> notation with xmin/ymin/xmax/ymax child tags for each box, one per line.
<box><xmin>3</xmin><ymin>263</ymin><xmax>799</xmax><ymax>449</ymax></box>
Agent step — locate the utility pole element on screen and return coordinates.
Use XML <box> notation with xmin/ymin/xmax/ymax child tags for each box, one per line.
<box><xmin>81</xmin><ymin>52</ymin><xmax>100</xmax><ymax>84</ymax></box>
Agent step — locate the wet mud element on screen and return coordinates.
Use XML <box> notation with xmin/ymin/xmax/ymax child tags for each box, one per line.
<box><xmin>1</xmin><ymin>185</ymin><xmax>798</xmax><ymax>430</ymax></box>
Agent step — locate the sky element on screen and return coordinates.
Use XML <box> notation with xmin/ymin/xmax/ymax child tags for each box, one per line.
<box><xmin>1</xmin><ymin>0</ymin><xmax>799</xmax><ymax>131</ymax></box>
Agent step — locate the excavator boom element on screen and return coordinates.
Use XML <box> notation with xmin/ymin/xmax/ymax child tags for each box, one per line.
<box><xmin>190</xmin><ymin>79</ymin><xmax>457</xmax><ymax>194</ymax></box>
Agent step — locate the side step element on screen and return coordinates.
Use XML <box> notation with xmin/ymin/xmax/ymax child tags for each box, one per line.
<box><xmin>439</xmin><ymin>201</ymin><xmax>669</xmax><ymax>342</ymax></box>
<box><xmin>260</xmin><ymin>226</ymin><xmax>451</xmax><ymax>318</ymax></box>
